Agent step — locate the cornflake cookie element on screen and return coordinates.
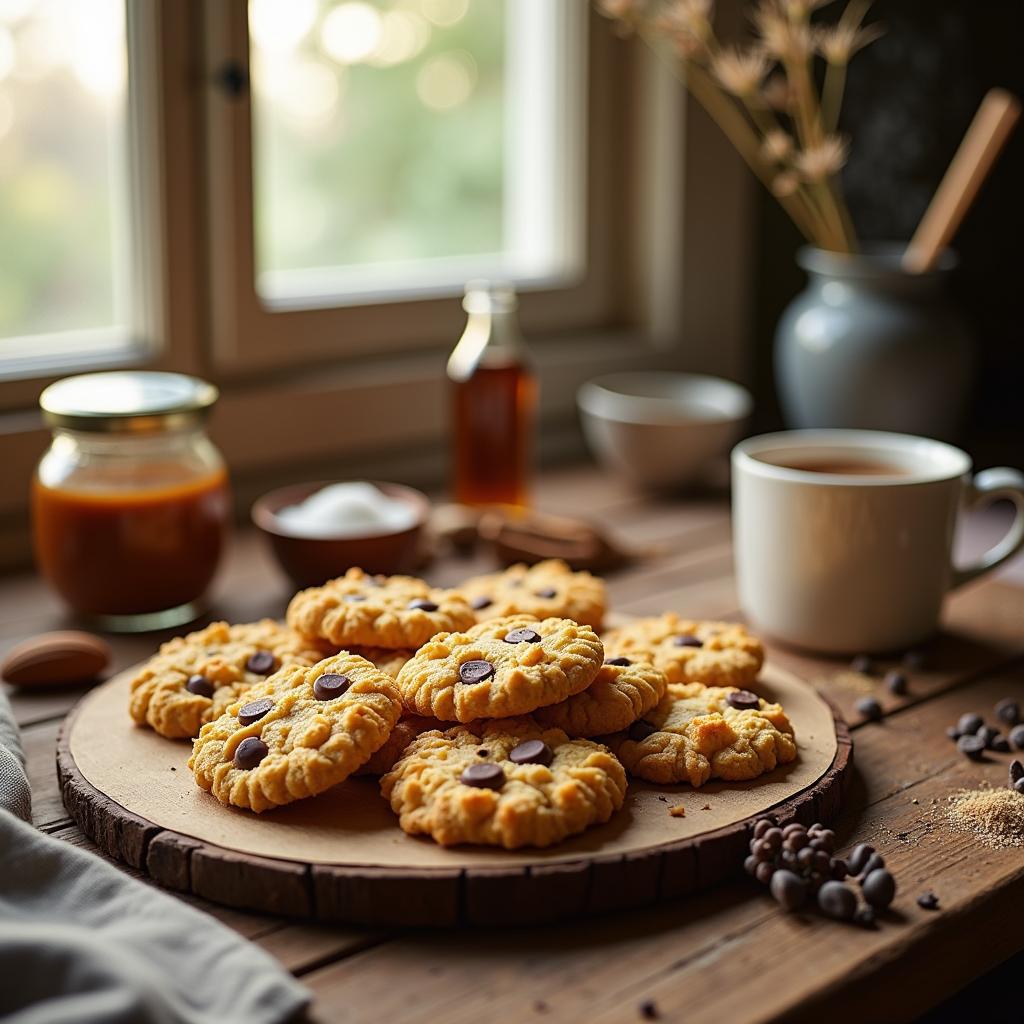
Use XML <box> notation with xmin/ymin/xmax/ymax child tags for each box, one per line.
<box><xmin>602</xmin><ymin>614</ymin><xmax>764</xmax><ymax>687</ymax></box>
<box><xmin>460</xmin><ymin>559</ymin><xmax>606</xmax><ymax>630</ymax></box>
<box><xmin>396</xmin><ymin>615</ymin><xmax>603</xmax><ymax>722</ymax></box>
<box><xmin>381</xmin><ymin>719</ymin><xmax>627</xmax><ymax>848</ymax></box>
<box><xmin>532</xmin><ymin>657</ymin><xmax>667</xmax><ymax>738</ymax></box>
<box><xmin>287</xmin><ymin>568</ymin><xmax>474</xmax><ymax>650</ymax></box>
<box><xmin>188</xmin><ymin>652</ymin><xmax>401</xmax><ymax>812</ymax></box>
<box><xmin>129</xmin><ymin>620</ymin><xmax>329</xmax><ymax>740</ymax></box>
<box><xmin>611</xmin><ymin>682</ymin><xmax>796</xmax><ymax>787</ymax></box>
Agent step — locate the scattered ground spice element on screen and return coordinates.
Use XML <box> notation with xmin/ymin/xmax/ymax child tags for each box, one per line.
<box><xmin>946</xmin><ymin>786</ymin><xmax>1024</xmax><ymax>849</ymax></box>
<box><xmin>668</xmin><ymin>804</ymin><xmax>686</xmax><ymax>818</ymax></box>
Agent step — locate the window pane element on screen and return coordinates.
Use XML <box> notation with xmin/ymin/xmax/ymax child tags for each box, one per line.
<box><xmin>251</xmin><ymin>0</ymin><xmax>515</xmax><ymax>302</ymax></box>
<box><xmin>0</xmin><ymin>0</ymin><xmax>129</xmax><ymax>354</ymax></box>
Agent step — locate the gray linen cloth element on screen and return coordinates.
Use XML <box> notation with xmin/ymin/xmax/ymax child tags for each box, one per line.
<box><xmin>0</xmin><ymin>688</ymin><xmax>310</xmax><ymax>1024</ymax></box>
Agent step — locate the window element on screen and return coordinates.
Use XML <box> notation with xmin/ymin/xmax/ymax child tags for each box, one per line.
<box><xmin>205</xmin><ymin>0</ymin><xmax>592</xmax><ymax>367</ymax></box>
<box><xmin>0</xmin><ymin>0</ymin><xmax>141</xmax><ymax>375</ymax></box>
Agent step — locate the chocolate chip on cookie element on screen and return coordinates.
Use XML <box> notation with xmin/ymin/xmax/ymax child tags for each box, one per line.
<box><xmin>674</xmin><ymin>635</ymin><xmax>703</xmax><ymax>648</ymax></box>
<box><xmin>504</xmin><ymin>627</ymin><xmax>541</xmax><ymax>644</ymax></box>
<box><xmin>471</xmin><ymin>595</ymin><xmax>493</xmax><ymax>610</ymax></box>
<box><xmin>509</xmin><ymin>739</ymin><xmax>554</xmax><ymax>766</ymax></box>
<box><xmin>314</xmin><ymin>673</ymin><xmax>351</xmax><ymax>700</ymax></box>
<box><xmin>726</xmin><ymin>689</ymin><xmax>760</xmax><ymax>711</ymax></box>
<box><xmin>459</xmin><ymin>660</ymin><xmax>495</xmax><ymax>684</ymax></box>
<box><xmin>606</xmin><ymin>656</ymin><xmax>632</xmax><ymax>666</ymax></box>
<box><xmin>234</xmin><ymin>736</ymin><xmax>269</xmax><ymax>770</ymax></box>
<box><xmin>245</xmin><ymin>650</ymin><xmax>276</xmax><ymax>675</ymax></box>
<box><xmin>408</xmin><ymin>599</ymin><xmax>439</xmax><ymax>612</ymax></box>
<box><xmin>186</xmin><ymin>674</ymin><xmax>214</xmax><ymax>698</ymax></box>
<box><xmin>460</xmin><ymin>763</ymin><xmax>506</xmax><ymax>789</ymax></box>
<box><xmin>237</xmin><ymin>696</ymin><xmax>274</xmax><ymax>726</ymax></box>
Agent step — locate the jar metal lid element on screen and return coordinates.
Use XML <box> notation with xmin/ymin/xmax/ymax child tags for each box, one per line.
<box><xmin>39</xmin><ymin>371</ymin><xmax>219</xmax><ymax>434</ymax></box>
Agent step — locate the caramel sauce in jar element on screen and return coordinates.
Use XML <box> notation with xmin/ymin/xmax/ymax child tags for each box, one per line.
<box><xmin>33</xmin><ymin>372</ymin><xmax>230</xmax><ymax>630</ymax></box>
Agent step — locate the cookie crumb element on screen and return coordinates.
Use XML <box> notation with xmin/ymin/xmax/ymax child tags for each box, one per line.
<box><xmin>656</xmin><ymin>795</ymin><xmax>668</xmax><ymax>803</ymax></box>
<box><xmin>169</xmin><ymin>766</ymin><xmax>176</xmax><ymax>771</ymax></box>
<box><xmin>533</xmin><ymin>1000</ymin><xmax>549</xmax><ymax>1014</ymax></box>
<box><xmin>946</xmin><ymin>786</ymin><xmax>1024</xmax><ymax>848</ymax></box>
<box><xmin>639</xmin><ymin>999</ymin><xmax>660</xmax><ymax>1020</ymax></box>
<box><xmin>668</xmin><ymin>804</ymin><xmax>686</xmax><ymax>818</ymax></box>
<box><xmin>701</xmin><ymin>803</ymin><xmax>711</xmax><ymax>811</ymax></box>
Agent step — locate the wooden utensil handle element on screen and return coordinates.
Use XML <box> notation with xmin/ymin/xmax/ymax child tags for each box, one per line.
<box><xmin>903</xmin><ymin>88</ymin><xmax>1021</xmax><ymax>274</ymax></box>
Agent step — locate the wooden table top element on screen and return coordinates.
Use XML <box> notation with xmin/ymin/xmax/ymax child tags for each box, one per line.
<box><xmin>6</xmin><ymin>463</ymin><xmax>1024</xmax><ymax>1024</ymax></box>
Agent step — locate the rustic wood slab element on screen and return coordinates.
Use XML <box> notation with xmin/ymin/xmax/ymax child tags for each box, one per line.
<box><xmin>58</xmin><ymin>660</ymin><xmax>850</xmax><ymax>926</ymax></box>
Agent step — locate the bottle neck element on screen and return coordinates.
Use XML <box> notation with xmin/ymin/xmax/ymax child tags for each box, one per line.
<box><xmin>447</xmin><ymin>307</ymin><xmax>528</xmax><ymax>382</ymax></box>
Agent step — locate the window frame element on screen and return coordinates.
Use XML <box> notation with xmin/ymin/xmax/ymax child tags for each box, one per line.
<box><xmin>202</xmin><ymin>0</ymin><xmax>612</xmax><ymax>373</ymax></box>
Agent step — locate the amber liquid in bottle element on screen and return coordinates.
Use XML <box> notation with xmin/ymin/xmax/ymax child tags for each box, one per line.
<box><xmin>449</xmin><ymin>283</ymin><xmax>536</xmax><ymax>507</ymax></box>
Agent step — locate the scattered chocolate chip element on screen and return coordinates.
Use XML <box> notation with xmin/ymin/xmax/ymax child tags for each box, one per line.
<box><xmin>1016</xmin><ymin>778</ymin><xmax>1024</xmax><ymax>795</ymax></box>
<box><xmin>782</xmin><ymin>822</ymin><xmax>805</xmax><ymax>837</ymax></box>
<box><xmin>628</xmin><ymin>720</ymin><xmax>657</xmax><ymax>741</ymax></box>
<box><xmin>504</xmin><ymin>627</ymin><xmax>541</xmax><ymax>644</ymax></box>
<box><xmin>639</xmin><ymin>999</ymin><xmax>660</xmax><ymax>1020</ymax></box>
<box><xmin>234</xmin><ymin>736</ymin><xmax>268</xmax><ymax>770</ymax></box>
<box><xmin>957</xmin><ymin>734</ymin><xmax>986</xmax><ymax>761</ymax></box>
<box><xmin>237</xmin><ymin>697</ymin><xmax>274</xmax><ymax>726</ymax></box>
<box><xmin>606</xmin><ymin>656</ymin><xmax>632</xmax><ymax>667</ymax></box>
<box><xmin>858</xmin><ymin>852</ymin><xmax>886</xmax><ymax>879</ymax></box>
<box><xmin>459</xmin><ymin>659</ymin><xmax>495</xmax><ymax>685</ymax></box>
<box><xmin>992</xmin><ymin>735</ymin><xmax>1011</xmax><ymax>753</ymax></box>
<box><xmin>753</xmin><ymin>819</ymin><xmax>772</xmax><ymax>839</ymax></box>
<box><xmin>957</xmin><ymin>712</ymin><xmax>984</xmax><ymax>736</ymax></box>
<box><xmin>477</xmin><ymin>748</ymin><xmax>489</xmax><ymax>757</ymax></box>
<box><xmin>862</xmin><ymin>868</ymin><xmax>896</xmax><ymax>909</ymax></box>
<box><xmin>850</xmin><ymin>654</ymin><xmax>874</xmax><ymax>675</ymax></box>
<box><xmin>470</xmin><ymin>595</ymin><xmax>492</xmax><ymax>611</ymax></box>
<box><xmin>855</xmin><ymin>905</ymin><xmax>877</xmax><ymax>928</ymax></box>
<box><xmin>245</xmin><ymin>650</ymin><xmax>276</xmax><ymax>675</ymax></box>
<box><xmin>755</xmin><ymin>861</ymin><xmax>775</xmax><ymax>884</ymax></box>
<box><xmin>946</xmin><ymin>725</ymin><xmax>961</xmax><ymax>741</ymax></box>
<box><xmin>1009</xmin><ymin>760</ymin><xmax>1024</xmax><ymax>791</ymax></box>
<box><xmin>830</xmin><ymin>859</ymin><xmax>848</xmax><ymax>880</ymax></box>
<box><xmin>314</xmin><ymin>673</ymin><xmax>351</xmax><ymax>701</ymax></box>
<box><xmin>509</xmin><ymin>739</ymin><xmax>554</xmax><ymax>766</ymax></box>
<box><xmin>534</xmin><ymin>588</ymin><xmax>557</xmax><ymax>599</ymax></box>
<box><xmin>743</xmin><ymin>854</ymin><xmax>759</xmax><ymax>876</ymax></box>
<box><xmin>995</xmin><ymin>698</ymin><xmax>1020</xmax><ymax>726</ymax></box>
<box><xmin>817</xmin><ymin>881</ymin><xmax>857</xmax><ymax>920</ymax></box>
<box><xmin>917</xmin><ymin>891</ymin><xmax>940</xmax><ymax>911</ymax></box>
<box><xmin>977</xmin><ymin>724</ymin><xmax>999</xmax><ymax>748</ymax></box>
<box><xmin>460</xmin><ymin>763</ymin><xmax>505</xmax><ymax>790</ymax></box>
<box><xmin>1011</xmin><ymin>724</ymin><xmax>1024</xmax><ymax>750</ymax></box>
<box><xmin>770</xmin><ymin>869</ymin><xmax>808</xmax><ymax>911</ymax></box>
<box><xmin>673</xmin><ymin>634</ymin><xmax>703</xmax><ymax>648</ymax></box>
<box><xmin>726</xmin><ymin>690</ymin><xmax>760</xmax><ymax>711</ymax></box>
<box><xmin>885</xmin><ymin>671</ymin><xmax>908</xmax><ymax>696</ymax></box>
<box><xmin>902</xmin><ymin>649</ymin><xmax>927</xmax><ymax>670</ymax></box>
<box><xmin>407</xmin><ymin>599</ymin><xmax>439</xmax><ymax>612</ymax></box>
<box><xmin>856</xmin><ymin>696</ymin><xmax>883</xmax><ymax>722</ymax></box>
<box><xmin>846</xmin><ymin>843</ymin><xmax>875</xmax><ymax>875</ymax></box>
<box><xmin>185</xmin><ymin>674</ymin><xmax>213</xmax><ymax>698</ymax></box>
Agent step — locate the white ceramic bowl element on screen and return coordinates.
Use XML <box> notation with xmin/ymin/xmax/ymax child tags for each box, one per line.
<box><xmin>577</xmin><ymin>372</ymin><xmax>752</xmax><ymax>489</ymax></box>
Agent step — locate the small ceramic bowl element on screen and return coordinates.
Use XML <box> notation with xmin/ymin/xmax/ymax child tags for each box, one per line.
<box><xmin>252</xmin><ymin>481</ymin><xmax>430</xmax><ymax>589</ymax></box>
<box><xmin>577</xmin><ymin>372</ymin><xmax>752</xmax><ymax>489</ymax></box>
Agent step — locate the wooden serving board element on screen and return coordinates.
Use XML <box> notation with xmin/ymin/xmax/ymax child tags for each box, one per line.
<box><xmin>58</xmin><ymin>662</ymin><xmax>851</xmax><ymax>926</ymax></box>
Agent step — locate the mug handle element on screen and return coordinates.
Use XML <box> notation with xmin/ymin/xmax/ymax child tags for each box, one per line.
<box><xmin>952</xmin><ymin>467</ymin><xmax>1024</xmax><ymax>589</ymax></box>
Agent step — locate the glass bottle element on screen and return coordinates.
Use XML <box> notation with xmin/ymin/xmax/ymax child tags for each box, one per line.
<box><xmin>32</xmin><ymin>371</ymin><xmax>231</xmax><ymax>631</ymax></box>
<box><xmin>447</xmin><ymin>282</ymin><xmax>537</xmax><ymax>507</ymax></box>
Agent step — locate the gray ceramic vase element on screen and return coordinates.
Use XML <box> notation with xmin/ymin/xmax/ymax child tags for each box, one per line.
<box><xmin>774</xmin><ymin>244</ymin><xmax>973</xmax><ymax>440</ymax></box>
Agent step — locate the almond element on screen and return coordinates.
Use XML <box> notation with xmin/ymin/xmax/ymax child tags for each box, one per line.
<box><xmin>1</xmin><ymin>631</ymin><xmax>112</xmax><ymax>688</ymax></box>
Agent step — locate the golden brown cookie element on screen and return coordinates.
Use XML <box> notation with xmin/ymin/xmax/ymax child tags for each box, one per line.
<box><xmin>286</xmin><ymin>568</ymin><xmax>474</xmax><ymax>649</ymax></box>
<box><xmin>396</xmin><ymin>615</ymin><xmax>604</xmax><ymax>722</ymax></box>
<box><xmin>353</xmin><ymin>714</ymin><xmax>437</xmax><ymax>776</ymax></box>
<box><xmin>380</xmin><ymin>719</ymin><xmax>627</xmax><ymax>848</ymax></box>
<box><xmin>610</xmin><ymin>682</ymin><xmax>796</xmax><ymax>786</ymax></box>
<box><xmin>602</xmin><ymin>614</ymin><xmax>764</xmax><ymax>687</ymax></box>
<box><xmin>348</xmin><ymin>646</ymin><xmax>415</xmax><ymax>678</ymax></box>
<box><xmin>531</xmin><ymin>657</ymin><xmax>667</xmax><ymax>738</ymax></box>
<box><xmin>459</xmin><ymin>559</ymin><xmax>606</xmax><ymax>629</ymax></box>
<box><xmin>129</xmin><ymin>620</ymin><xmax>329</xmax><ymax>740</ymax></box>
<box><xmin>188</xmin><ymin>652</ymin><xmax>401</xmax><ymax>812</ymax></box>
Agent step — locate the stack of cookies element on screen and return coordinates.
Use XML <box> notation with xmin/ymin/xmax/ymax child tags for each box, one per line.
<box><xmin>127</xmin><ymin>559</ymin><xmax>797</xmax><ymax>849</ymax></box>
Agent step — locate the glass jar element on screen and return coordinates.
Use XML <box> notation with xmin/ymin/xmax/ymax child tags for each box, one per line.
<box><xmin>32</xmin><ymin>371</ymin><xmax>231</xmax><ymax>632</ymax></box>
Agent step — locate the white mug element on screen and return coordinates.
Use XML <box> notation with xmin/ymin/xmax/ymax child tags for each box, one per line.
<box><xmin>731</xmin><ymin>430</ymin><xmax>1024</xmax><ymax>654</ymax></box>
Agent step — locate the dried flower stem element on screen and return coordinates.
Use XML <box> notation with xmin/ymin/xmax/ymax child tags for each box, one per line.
<box><xmin>821</xmin><ymin>0</ymin><xmax>874</xmax><ymax>133</ymax></box>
